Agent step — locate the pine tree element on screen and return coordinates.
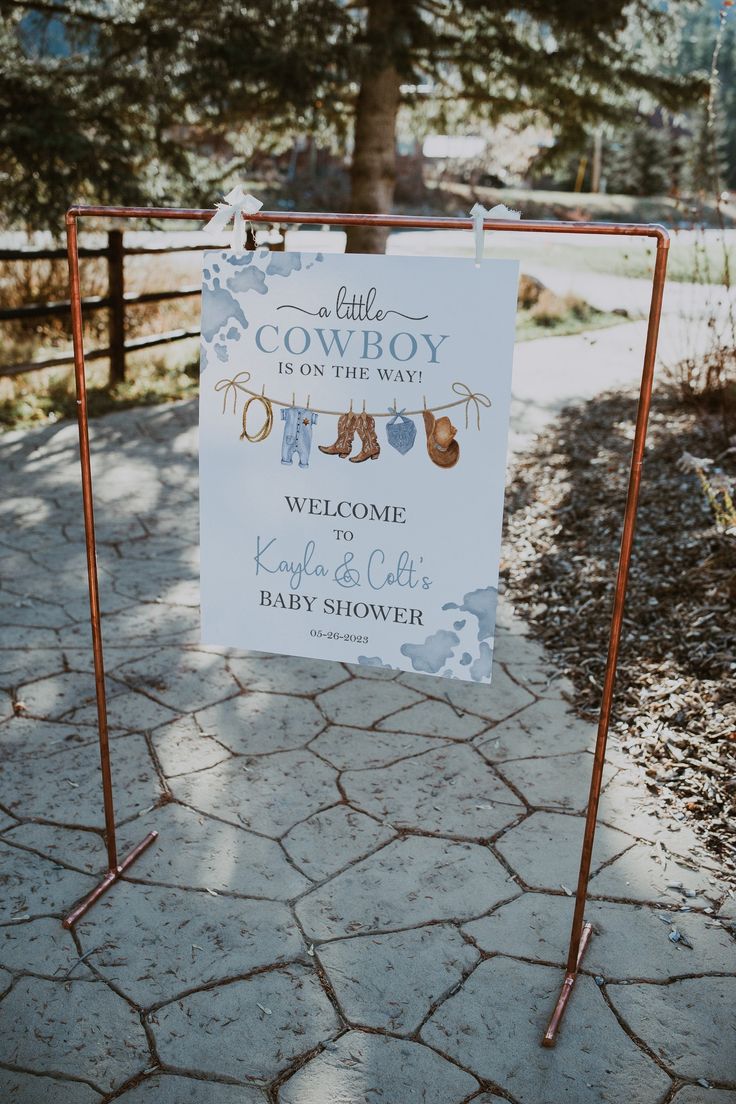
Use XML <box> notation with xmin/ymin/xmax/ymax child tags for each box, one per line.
<box><xmin>0</xmin><ymin>0</ymin><xmax>701</xmax><ymax>248</ymax></box>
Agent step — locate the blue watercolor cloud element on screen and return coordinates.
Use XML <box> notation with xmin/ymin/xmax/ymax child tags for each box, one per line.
<box><xmin>400</xmin><ymin>630</ymin><xmax>460</xmax><ymax>674</ymax></box>
<box><xmin>200</xmin><ymin>279</ymin><xmax>248</xmax><ymax>344</ymax></box>
<box><xmin>470</xmin><ymin>642</ymin><xmax>493</xmax><ymax>682</ymax></box>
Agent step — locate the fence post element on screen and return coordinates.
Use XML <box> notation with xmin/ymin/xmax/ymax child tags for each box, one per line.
<box><xmin>107</xmin><ymin>230</ymin><xmax>125</xmax><ymax>385</ymax></box>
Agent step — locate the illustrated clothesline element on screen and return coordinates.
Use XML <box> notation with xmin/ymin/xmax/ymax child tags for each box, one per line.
<box><xmin>215</xmin><ymin>371</ymin><xmax>492</xmax><ymax>429</ymax></box>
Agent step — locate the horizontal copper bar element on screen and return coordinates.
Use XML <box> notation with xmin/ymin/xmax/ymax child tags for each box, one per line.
<box><xmin>66</xmin><ymin>206</ymin><xmax>670</xmax><ymax>245</ymax></box>
<box><xmin>541</xmin><ymin>921</ymin><xmax>594</xmax><ymax>1047</ymax></box>
<box><xmin>62</xmin><ymin>830</ymin><xmax>159</xmax><ymax>928</ymax></box>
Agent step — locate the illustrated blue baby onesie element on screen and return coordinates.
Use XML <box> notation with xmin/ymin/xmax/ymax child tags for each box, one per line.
<box><xmin>281</xmin><ymin>406</ymin><xmax>318</xmax><ymax>467</ymax></box>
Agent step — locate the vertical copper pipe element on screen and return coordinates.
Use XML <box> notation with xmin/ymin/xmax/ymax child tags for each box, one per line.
<box><xmin>66</xmin><ymin>212</ymin><xmax>118</xmax><ymax>872</ymax></box>
<box><xmin>562</xmin><ymin>237</ymin><xmax>670</xmax><ymax>979</ymax></box>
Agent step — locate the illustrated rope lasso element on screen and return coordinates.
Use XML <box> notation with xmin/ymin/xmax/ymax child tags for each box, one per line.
<box><xmin>240</xmin><ymin>395</ymin><xmax>274</xmax><ymax>442</ymax></box>
<box><xmin>214</xmin><ymin>371</ymin><xmax>492</xmax><ymax>425</ymax></box>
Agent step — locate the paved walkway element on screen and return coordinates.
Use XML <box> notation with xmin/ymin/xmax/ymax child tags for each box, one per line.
<box><xmin>1</xmin><ymin>376</ymin><xmax>735</xmax><ymax>1101</ymax></box>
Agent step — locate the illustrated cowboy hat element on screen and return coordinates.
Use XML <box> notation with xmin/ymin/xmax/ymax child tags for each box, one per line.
<box><xmin>423</xmin><ymin>410</ymin><xmax>459</xmax><ymax>469</ymax></box>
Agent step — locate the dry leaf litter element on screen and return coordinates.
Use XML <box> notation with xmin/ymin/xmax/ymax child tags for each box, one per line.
<box><xmin>502</xmin><ymin>386</ymin><xmax>735</xmax><ymax>876</ymax></box>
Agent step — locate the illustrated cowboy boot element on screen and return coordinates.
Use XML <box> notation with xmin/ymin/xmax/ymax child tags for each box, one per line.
<box><xmin>319</xmin><ymin>412</ymin><xmax>356</xmax><ymax>458</ymax></box>
<box><xmin>349</xmin><ymin>413</ymin><xmax>381</xmax><ymax>463</ymax></box>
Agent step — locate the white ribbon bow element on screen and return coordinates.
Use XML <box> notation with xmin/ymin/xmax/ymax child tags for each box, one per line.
<box><xmin>469</xmin><ymin>202</ymin><xmax>521</xmax><ymax>266</ymax></box>
<box><xmin>205</xmin><ymin>186</ymin><xmax>263</xmax><ymax>254</ymax></box>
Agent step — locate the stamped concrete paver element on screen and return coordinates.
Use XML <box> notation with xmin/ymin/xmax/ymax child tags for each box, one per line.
<box><xmin>114</xmin><ymin>1074</ymin><xmax>267</xmax><ymax>1102</ymax></box>
<box><xmin>317</xmin><ymin>924</ymin><xmax>479</xmax><ymax>1032</ymax></box>
<box><xmin>282</xmin><ymin>804</ymin><xmax>394</xmax><ymax>880</ymax></box>
<box><xmin>0</xmin><ymin>808</ymin><xmax>17</xmax><ymax>832</ymax></box>
<box><xmin>0</xmin><ymin>916</ymin><xmax>93</xmax><ymax>978</ymax></box>
<box><xmin>297</xmin><ymin>835</ymin><xmax>515</xmax><ymax>939</ymax></box>
<box><xmin>377</xmin><ymin>698</ymin><xmax>489</xmax><ymax>739</ymax></box>
<box><xmin>115</xmin><ymin>649</ymin><xmax>240</xmax><ymax>711</ymax></box>
<box><xmin>0</xmin><ymin>731</ymin><xmax>162</xmax><ymax>827</ymax></box>
<box><xmin>151</xmin><ymin>714</ymin><xmax>232</xmax><ymax>776</ymax></box>
<box><xmin>1</xmin><ymin>400</ymin><xmax>732</xmax><ymax>1099</ymax></box>
<box><xmin>400</xmin><ymin>663</ymin><xmax>534</xmax><ymax>721</ymax></box>
<box><xmin>464</xmin><ymin>893</ymin><xmax>736</xmax><ymax>978</ymax></box>
<box><xmin>117</xmin><ymin>802</ymin><xmax>310</xmax><ymax>898</ymax></box>
<box><xmin>316</xmin><ymin>677</ymin><xmax>423</xmax><ymax>726</ymax></box>
<box><xmin>278</xmin><ymin>1030</ymin><xmax>478</xmax><ymax>1104</ymax></box>
<box><xmin>196</xmin><ymin>690</ymin><xmax>325</xmax><ymax>755</ymax></box>
<box><xmin>309</xmin><ymin>723</ymin><xmax>449</xmax><ymax>769</ymax></box>
<box><xmin>495</xmin><ymin>809</ymin><xmax>633</xmax><ymax>889</ymax></box>
<box><xmin>421</xmin><ymin>958</ymin><xmax>672</xmax><ymax>1103</ymax></box>
<box><xmin>342</xmin><ymin>743</ymin><xmax>524</xmax><ymax>837</ymax></box>
<box><xmin>0</xmin><ymin>1069</ymin><xmax>102</xmax><ymax>1103</ymax></box>
<box><xmin>58</xmin><ymin>599</ymin><xmax>200</xmax><ymax>645</ymax></box>
<box><xmin>499</xmin><ymin>750</ymin><xmax>618</xmax><ymax>812</ymax></box>
<box><xmin>476</xmin><ymin>696</ymin><xmax>595</xmax><ymax>762</ymax></box>
<box><xmin>589</xmin><ymin>842</ymin><xmax>727</xmax><ymax>906</ymax></box>
<box><xmin>0</xmin><ymin>841</ymin><xmax>95</xmax><ymax>922</ymax></box>
<box><xmin>607</xmin><ymin>976</ymin><xmax>736</xmax><ymax>1083</ymax></box>
<box><xmin>0</xmin><ymin>976</ymin><xmax>150</xmax><ymax>1093</ymax></box>
<box><xmin>671</xmin><ymin>1090</ymin><xmax>736</xmax><ymax>1103</ymax></box>
<box><xmin>16</xmin><ymin>670</ymin><xmax>99</xmax><ymax>719</ymax></box>
<box><xmin>228</xmin><ymin>651</ymin><xmax>349</xmax><ymax>695</ymax></box>
<box><xmin>171</xmin><ymin>749</ymin><xmax>339</xmax><ymax>835</ymax></box>
<box><xmin>153</xmin><ymin>964</ymin><xmax>340</xmax><ymax>1080</ymax></box>
<box><xmin>76</xmin><ymin>880</ymin><xmax>305</xmax><ymax>1006</ymax></box>
<box><xmin>68</xmin><ymin>686</ymin><xmax>179</xmax><ymax>731</ymax></box>
<box><xmin>0</xmin><ymin>687</ymin><xmax>14</xmax><ymax>721</ymax></box>
<box><xmin>0</xmin><ymin>715</ymin><xmax>92</xmax><ymax>760</ymax></box>
<box><xmin>3</xmin><ymin>820</ymin><xmax>109</xmax><ymax>874</ymax></box>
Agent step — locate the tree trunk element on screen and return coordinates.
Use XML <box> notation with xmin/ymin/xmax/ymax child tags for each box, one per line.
<box><xmin>345</xmin><ymin>0</ymin><xmax>403</xmax><ymax>254</ymax></box>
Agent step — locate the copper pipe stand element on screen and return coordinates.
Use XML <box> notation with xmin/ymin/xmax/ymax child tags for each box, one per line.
<box><xmin>62</xmin><ymin>830</ymin><xmax>159</xmax><ymax>929</ymax></box>
<box><xmin>541</xmin><ymin>921</ymin><xmax>594</xmax><ymax>1046</ymax></box>
<box><xmin>62</xmin><ymin>204</ymin><xmax>667</xmax><ymax>1038</ymax></box>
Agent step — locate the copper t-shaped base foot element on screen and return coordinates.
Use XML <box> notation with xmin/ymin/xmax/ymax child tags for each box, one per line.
<box><xmin>62</xmin><ymin>830</ymin><xmax>159</xmax><ymax>929</ymax></box>
<box><xmin>541</xmin><ymin>921</ymin><xmax>594</xmax><ymax>1046</ymax></box>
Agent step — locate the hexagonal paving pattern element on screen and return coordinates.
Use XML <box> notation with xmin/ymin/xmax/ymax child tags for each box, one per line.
<box><xmin>116</xmin><ymin>802</ymin><xmax>310</xmax><ymax>898</ymax></box>
<box><xmin>0</xmin><ymin>841</ymin><xmax>95</xmax><ymax>922</ymax></box>
<box><xmin>0</xmin><ymin>1069</ymin><xmax>101</xmax><ymax>1103</ymax></box>
<box><xmin>463</xmin><ymin>893</ymin><xmax>736</xmax><ymax>979</ymax></box>
<box><xmin>607</xmin><ymin>976</ymin><xmax>736</xmax><ymax>1083</ymax></box>
<box><xmin>0</xmin><ymin>976</ymin><xmax>150</xmax><ymax>1093</ymax></box>
<box><xmin>494</xmin><ymin>810</ymin><xmax>633</xmax><ymax>890</ymax></box>
<box><xmin>296</xmin><ymin>835</ymin><xmax>516</xmax><ymax>939</ymax></box>
<box><xmin>1</xmin><ymin>400</ymin><xmax>731</xmax><ymax>1102</ymax></box>
<box><xmin>309</xmin><ymin>723</ymin><xmax>449</xmax><ymax>770</ymax></box>
<box><xmin>114</xmin><ymin>1075</ymin><xmax>267</xmax><ymax>1103</ymax></box>
<box><xmin>75</xmin><ymin>880</ymin><xmax>305</xmax><ymax>1006</ymax></box>
<box><xmin>278</xmin><ymin>1030</ymin><xmax>478</xmax><ymax>1103</ymax></box>
<box><xmin>317</xmin><ymin>924</ymin><xmax>479</xmax><ymax>1032</ymax></box>
<box><xmin>341</xmin><ymin>743</ymin><xmax>524</xmax><ymax>837</ymax></box>
<box><xmin>195</xmin><ymin>690</ymin><xmax>326</xmax><ymax>755</ymax></box>
<box><xmin>316</xmin><ymin>678</ymin><xmax>423</xmax><ymax>727</ymax></box>
<box><xmin>152</xmin><ymin>965</ymin><xmax>340</xmax><ymax>1081</ymax></box>
<box><xmin>421</xmin><ymin>958</ymin><xmax>672</xmax><ymax>1103</ymax></box>
<box><xmin>282</xmin><ymin>804</ymin><xmax>394</xmax><ymax>880</ymax></box>
<box><xmin>170</xmin><ymin>748</ymin><xmax>339</xmax><ymax>836</ymax></box>
<box><xmin>0</xmin><ymin>731</ymin><xmax>163</xmax><ymax>827</ymax></box>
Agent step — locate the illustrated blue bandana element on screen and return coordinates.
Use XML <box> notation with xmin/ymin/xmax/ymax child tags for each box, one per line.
<box><xmin>386</xmin><ymin>408</ymin><xmax>417</xmax><ymax>455</ymax></box>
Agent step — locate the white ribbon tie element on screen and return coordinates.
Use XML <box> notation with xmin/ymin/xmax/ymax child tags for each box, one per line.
<box><xmin>469</xmin><ymin>202</ymin><xmax>521</xmax><ymax>266</ymax></box>
<box><xmin>205</xmin><ymin>186</ymin><xmax>263</xmax><ymax>254</ymax></box>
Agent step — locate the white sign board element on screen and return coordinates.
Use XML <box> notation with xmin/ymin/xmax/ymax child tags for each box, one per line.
<box><xmin>199</xmin><ymin>249</ymin><xmax>518</xmax><ymax>683</ymax></box>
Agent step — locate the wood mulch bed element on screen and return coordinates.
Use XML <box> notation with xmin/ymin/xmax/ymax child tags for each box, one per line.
<box><xmin>502</xmin><ymin>385</ymin><xmax>735</xmax><ymax>876</ymax></box>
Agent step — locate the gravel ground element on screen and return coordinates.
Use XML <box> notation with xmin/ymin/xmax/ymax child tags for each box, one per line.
<box><xmin>502</xmin><ymin>385</ymin><xmax>736</xmax><ymax>876</ymax></box>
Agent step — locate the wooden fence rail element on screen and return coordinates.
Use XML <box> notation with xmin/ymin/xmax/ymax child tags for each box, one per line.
<box><xmin>0</xmin><ymin>228</ymin><xmax>283</xmax><ymax>383</ymax></box>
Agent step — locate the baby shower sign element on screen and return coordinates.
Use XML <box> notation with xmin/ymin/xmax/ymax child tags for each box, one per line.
<box><xmin>199</xmin><ymin>249</ymin><xmax>518</xmax><ymax>683</ymax></box>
